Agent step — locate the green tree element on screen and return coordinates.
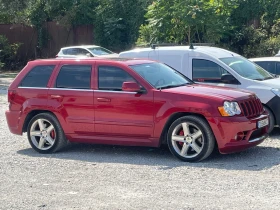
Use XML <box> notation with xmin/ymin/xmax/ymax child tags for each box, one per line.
<box><xmin>137</xmin><ymin>0</ymin><xmax>238</xmax><ymax>45</ymax></box>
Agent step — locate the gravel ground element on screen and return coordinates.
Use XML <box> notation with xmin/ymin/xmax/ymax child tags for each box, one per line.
<box><xmin>0</xmin><ymin>82</ymin><xmax>279</xmax><ymax>210</ymax></box>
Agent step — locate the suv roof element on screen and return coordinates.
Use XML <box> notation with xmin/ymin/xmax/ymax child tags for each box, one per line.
<box><xmin>27</xmin><ymin>57</ymin><xmax>155</xmax><ymax>66</ymax></box>
<box><xmin>120</xmin><ymin>46</ymin><xmax>240</xmax><ymax>59</ymax></box>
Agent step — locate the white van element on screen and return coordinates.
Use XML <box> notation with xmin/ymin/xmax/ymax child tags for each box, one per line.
<box><xmin>119</xmin><ymin>45</ymin><xmax>280</xmax><ymax>132</ymax></box>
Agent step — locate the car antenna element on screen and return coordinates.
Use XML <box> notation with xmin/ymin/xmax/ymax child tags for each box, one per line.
<box><xmin>189</xmin><ymin>43</ymin><xmax>194</xmax><ymax>49</ymax></box>
<box><xmin>151</xmin><ymin>44</ymin><xmax>156</xmax><ymax>49</ymax></box>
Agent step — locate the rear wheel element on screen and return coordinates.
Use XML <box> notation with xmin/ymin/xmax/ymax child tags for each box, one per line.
<box><xmin>264</xmin><ymin>107</ymin><xmax>275</xmax><ymax>133</ymax></box>
<box><xmin>27</xmin><ymin>113</ymin><xmax>67</xmax><ymax>153</ymax></box>
<box><xmin>167</xmin><ymin>115</ymin><xmax>215</xmax><ymax>162</ymax></box>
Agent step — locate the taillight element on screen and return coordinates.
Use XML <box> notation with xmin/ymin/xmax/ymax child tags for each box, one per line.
<box><xmin>8</xmin><ymin>90</ymin><xmax>16</xmax><ymax>103</ymax></box>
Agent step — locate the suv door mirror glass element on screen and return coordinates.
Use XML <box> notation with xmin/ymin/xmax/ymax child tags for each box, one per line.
<box><xmin>221</xmin><ymin>74</ymin><xmax>239</xmax><ymax>84</ymax></box>
<box><xmin>122</xmin><ymin>81</ymin><xmax>142</xmax><ymax>92</ymax></box>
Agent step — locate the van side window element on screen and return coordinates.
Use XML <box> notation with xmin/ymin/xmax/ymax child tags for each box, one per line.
<box><xmin>98</xmin><ymin>66</ymin><xmax>136</xmax><ymax>91</ymax></box>
<box><xmin>19</xmin><ymin>65</ymin><xmax>55</xmax><ymax>87</ymax></box>
<box><xmin>192</xmin><ymin>59</ymin><xmax>232</xmax><ymax>83</ymax></box>
<box><xmin>56</xmin><ymin>65</ymin><xmax>91</xmax><ymax>89</ymax></box>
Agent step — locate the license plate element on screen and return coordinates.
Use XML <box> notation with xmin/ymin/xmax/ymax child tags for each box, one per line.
<box><xmin>257</xmin><ymin>118</ymin><xmax>269</xmax><ymax>128</ymax></box>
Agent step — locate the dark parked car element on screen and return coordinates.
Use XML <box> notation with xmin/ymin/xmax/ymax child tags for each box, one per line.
<box><xmin>5</xmin><ymin>58</ymin><xmax>269</xmax><ymax>162</ymax></box>
<box><xmin>250</xmin><ymin>57</ymin><xmax>280</xmax><ymax>76</ymax></box>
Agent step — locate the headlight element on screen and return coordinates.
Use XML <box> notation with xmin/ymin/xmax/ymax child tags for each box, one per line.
<box><xmin>218</xmin><ymin>101</ymin><xmax>241</xmax><ymax>116</ymax></box>
<box><xmin>271</xmin><ymin>88</ymin><xmax>280</xmax><ymax>97</ymax></box>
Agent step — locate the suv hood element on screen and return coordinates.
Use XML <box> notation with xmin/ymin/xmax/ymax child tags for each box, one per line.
<box><xmin>163</xmin><ymin>84</ymin><xmax>253</xmax><ymax>101</ymax></box>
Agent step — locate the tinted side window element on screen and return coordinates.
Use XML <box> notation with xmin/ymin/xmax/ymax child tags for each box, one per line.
<box><xmin>19</xmin><ymin>65</ymin><xmax>55</xmax><ymax>87</ymax></box>
<box><xmin>56</xmin><ymin>65</ymin><xmax>91</xmax><ymax>89</ymax></box>
<box><xmin>66</xmin><ymin>48</ymin><xmax>80</xmax><ymax>55</ymax></box>
<box><xmin>255</xmin><ymin>61</ymin><xmax>276</xmax><ymax>74</ymax></box>
<box><xmin>79</xmin><ymin>49</ymin><xmax>90</xmax><ymax>56</ymax></box>
<box><xmin>98</xmin><ymin>66</ymin><xmax>135</xmax><ymax>91</ymax></box>
<box><xmin>276</xmin><ymin>62</ymin><xmax>280</xmax><ymax>75</ymax></box>
<box><xmin>192</xmin><ymin>59</ymin><xmax>231</xmax><ymax>83</ymax></box>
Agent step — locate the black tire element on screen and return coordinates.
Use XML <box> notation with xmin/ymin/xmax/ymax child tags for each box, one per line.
<box><xmin>27</xmin><ymin>113</ymin><xmax>67</xmax><ymax>154</ymax></box>
<box><xmin>264</xmin><ymin>107</ymin><xmax>275</xmax><ymax>134</ymax></box>
<box><xmin>167</xmin><ymin>115</ymin><xmax>215</xmax><ymax>162</ymax></box>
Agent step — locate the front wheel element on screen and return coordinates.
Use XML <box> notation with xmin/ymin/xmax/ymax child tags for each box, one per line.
<box><xmin>264</xmin><ymin>107</ymin><xmax>275</xmax><ymax>134</ymax></box>
<box><xmin>167</xmin><ymin>115</ymin><xmax>215</xmax><ymax>162</ymax></box>
<box><xmin>27</xmin><ymin>113</ymin><xmax>67</xmax><ymax>154</ymax></box>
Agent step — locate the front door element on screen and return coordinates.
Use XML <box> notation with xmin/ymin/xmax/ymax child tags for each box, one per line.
<box><xmin>190</xmin><ymin>58</ymin><xmax>239</xmax><ymax>89</ymax></box>
<box><xmin>94</xmin><ymin>64</ymin><xmax>154</xmax><ymax>142</ymax></box>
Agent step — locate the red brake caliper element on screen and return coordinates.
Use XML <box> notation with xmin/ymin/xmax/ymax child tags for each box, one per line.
<box><xmin>179</xmin><ymin>130</ymin><xmax>184</xmax><ymax>146</ymax></box>
<box><xmin>50</xmin><ymin>130</ymin><xmax>55</xmax><ymax>139</ymax></box>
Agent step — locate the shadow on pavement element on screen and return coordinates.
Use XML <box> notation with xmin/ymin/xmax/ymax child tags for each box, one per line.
<box><xmin>17</xmin><ymin>138</ymin><xmax>279</xmax><ymax>172</ymax></box>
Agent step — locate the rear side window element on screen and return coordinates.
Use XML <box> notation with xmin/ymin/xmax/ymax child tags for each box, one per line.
<box><xmin>19</xmin><ymin>65</ymin><xmax>55</xmax><ymax>87</ymax></box>
<box><xmin>56</xmin><ymin>65</ymin><xmax>91</xmax><ymax>89</ymax></box>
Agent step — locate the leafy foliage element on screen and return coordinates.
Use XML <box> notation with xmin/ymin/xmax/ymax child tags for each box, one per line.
<box><xmin>1</xmin><ymin>0</ymin><xmax>280</xmax><ymax>59</ymax></box>
<box><xmin>0</xmin><ymin>35</ymin><xmax>21</xmax><ymax>69</ymax></box>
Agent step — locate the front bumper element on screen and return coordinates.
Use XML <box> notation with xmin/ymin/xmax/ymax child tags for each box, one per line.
<box><xmin>207</xmin><ymin>114</ymin><xmax>269</xmax><ymax>154</ymax></box>
<box><xmin>266</xmin><ymin>96</ymin><xmax>280</xmax><ymax>126</ymax></box>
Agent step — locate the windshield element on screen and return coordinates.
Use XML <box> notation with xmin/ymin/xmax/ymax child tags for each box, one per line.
<box><xmin>220</xmin><ymin>56</ymin><xmax>273</xmax><ymax>81</ymax></box>
<box><xmin>129</xmin><ymin>62</ymin><xmax>192</xmax><ymax>89</ymax></box>
<box><xmin>88</xmin><ymin>47</ymin><xmax>114</xmax><ymax>56</ymax></box>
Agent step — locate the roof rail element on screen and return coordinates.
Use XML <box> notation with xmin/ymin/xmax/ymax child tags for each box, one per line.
<box><xmin>191</xmin><ymin>43</ymin><xmax>215</xmax><ymax>46</ymax></box>
<box><xmin>148</xmin><ymin>42</ymin><xmax>215</xmax><ymax>49</ymax></box>
<box><xmin>150</xmin><ymin>43</ymin><xmax>185</xmax><ymax>49</ymax></box>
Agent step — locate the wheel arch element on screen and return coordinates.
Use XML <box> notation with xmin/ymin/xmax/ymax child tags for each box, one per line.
<box><xmin>262</xmin><ymin>104</ymin><xmax>276</xmax><ymax>124</ymax></box>
<box><xmin>22</xmin><ymin>110</ymin><xmax>57</xmax><ymax>133</ymax></box>
<box><xmin>159</xmin><ymin>112</ymin><xmax>214</xmax><ymax>146</ymax></box>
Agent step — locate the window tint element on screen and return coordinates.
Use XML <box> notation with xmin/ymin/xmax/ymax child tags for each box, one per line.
<box><xmin>56</xmin><ymin>65</ymin><xmax>91</xmax><ymax>89</ymax></box>
<box><xmin>19</xmin><ymin>65</ymin><xmax>55</xmax><ymax>87</ymax></box>
<box><xmin>78</xmin><ymin>49</ymin><xmax>90</xmax><ymax>56</ymax></box>
<box><xmin>255</xmin><ymin>61</ymin><xmax>276</xmax><ymax>74</ymax></box>
<box><xmin>193</xmin><ymin>59</ymin><xmax>232</xmax><ymax>83</ymax></box>
<box><xmin>98</xmin><ymin>66</ymin><xmax>135</xmax><ymax>91</ymax></box>
<box><xmin>88</xmin><ymin>47</ymin><xmax>113</xmax><ymax>56</ymax></box>
<box><xmin>276</xmin><ymin>62</ymin><xmax>280</xmax><ymax>75</ymax></box>
<box><xmin>65</xmin><ymin>48</ymin><xmax>80</xmax><ymax>55</ymax></box>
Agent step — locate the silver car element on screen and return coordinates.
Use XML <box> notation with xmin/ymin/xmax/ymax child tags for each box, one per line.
<box><xmin>56</xmin><ymin>45</ymin><xmax>118</xmax><ymax>58</ymax></box>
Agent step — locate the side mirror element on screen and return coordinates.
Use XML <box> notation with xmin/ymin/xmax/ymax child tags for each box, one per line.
<box><xmin>221</xmin><ymin>74</ymin><xmax>239</xmax><ymax>84</ymax></box>
<box><xmin>122</xmin><ymin>81</ymin><xmax>143</xmax><ymax>93</ymax></box>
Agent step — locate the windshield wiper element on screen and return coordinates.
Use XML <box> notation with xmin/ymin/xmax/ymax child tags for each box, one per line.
<box><xmin>263</xmin><ymin>77</ymin><xmax>274</xmax><ymax>80</ymax></box>
<box><xmin>157</xmin><ymin>83</ymin><xmax>188</xmax><ymax>90</ymax></box>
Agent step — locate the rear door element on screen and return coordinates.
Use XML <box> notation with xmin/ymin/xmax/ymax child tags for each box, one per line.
<box><xmin>93</xmin><ymin>62</ymin><xmax>154</xmax><ymax>142</ymax></box>
<box><xmin>48</xmin><ymin>61</ymin><xmax>95</xmax><ymax>136</ymax></box>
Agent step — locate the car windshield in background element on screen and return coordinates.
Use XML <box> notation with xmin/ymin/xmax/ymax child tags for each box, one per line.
<box><xmin>129</xmin><ymin>62</ymin><xmax>192</xmax><ymax>89</ymax></box>
<box><xmin>88</xmin><ymin>47</ymin><xmax>114</xmax><ymax>56</ymax></box>
<box><xmin>220</xmin><ymin>57</ymin><xmax>273</xmax><ymax>81</ymax></box>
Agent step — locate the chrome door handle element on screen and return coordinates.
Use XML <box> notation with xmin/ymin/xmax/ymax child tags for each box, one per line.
<box><xmin>97</xmin><ymin>97</ymin><xmax>111</xmax><ymax>102</ymax></box>
<box><xmin>50</xmin><ymin>95</ymin><xmax>63</xmax><ymax>99</ymax></box>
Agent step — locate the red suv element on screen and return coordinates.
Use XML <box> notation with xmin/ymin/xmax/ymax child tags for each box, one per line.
<box><xmin>5</xmin><ymin>58</ymin><xmax>269</xmax><ymax>162</ymax></box>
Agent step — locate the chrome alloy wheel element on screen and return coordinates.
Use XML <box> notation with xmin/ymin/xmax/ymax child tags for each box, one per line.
<box><xmin>171</xmin><ymin>122</ymin><xmax>204</xmax><ymax>158</ymax></box>
<box><xmin>30</xmin><ymin>119</ymin><xmax>56</xmax><ymax>150</ymax></box>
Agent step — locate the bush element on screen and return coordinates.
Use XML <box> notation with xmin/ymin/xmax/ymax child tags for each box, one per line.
<box><xmin>0</xmin><ymin>35</ymin><xmax>21</xmax><ymax>70</ymax></box>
